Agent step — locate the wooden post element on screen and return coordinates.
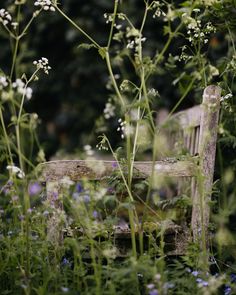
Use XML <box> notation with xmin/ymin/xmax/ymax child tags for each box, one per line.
<box><xmin>191</xmin><ymin>85</ymin><xmax>221</xmax><ymax>246</ymax></box>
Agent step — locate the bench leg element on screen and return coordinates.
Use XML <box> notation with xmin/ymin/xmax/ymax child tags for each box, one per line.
<box><xmin>46</xmin><ymin>181</ymin><xmax>64</xmax><ymax>243</ymax></box>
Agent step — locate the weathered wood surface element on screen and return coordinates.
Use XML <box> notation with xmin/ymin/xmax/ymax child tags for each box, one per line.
<box><xmin>171</xmin><ymin>105</ymin><xmax>202</xmax><ymax>128</ymax></box>
<box><xmin>191</xmin><ymin>85</ymin><xmax>221</xmax><ymax>244</ymax></box>
<box><xmin>38</xmin><ymin>158</ymin><xmax>198</xmax><ymax>182</ymax></box>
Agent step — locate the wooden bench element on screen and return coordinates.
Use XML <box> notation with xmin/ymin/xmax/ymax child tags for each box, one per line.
<box><xmin>38</xmin><ymin>85</ymin><xmax>221</xmax><ymax>254</ymax></box>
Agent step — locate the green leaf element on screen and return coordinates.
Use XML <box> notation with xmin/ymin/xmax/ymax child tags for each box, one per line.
<box><xmin>77</xmin><ymin>43</ymin><xmax>96</xmax><ymax>51</ymax></box>
<box><xmin>98</xmin><ymin>47</ymin><xmax>107</xmax><ymax>59</ymax></box>
<box><xmin>163</xmin><ymin>25</ymin><xmax>171</xmax><ymax>36</ymax></box>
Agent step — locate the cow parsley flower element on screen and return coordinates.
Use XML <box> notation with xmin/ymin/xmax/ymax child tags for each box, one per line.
<box><xmin>6</xmin><ymin>165</ymin><xmax>25</xmax><ymax>179</ymax></box>
<box><xmin>12</xmin><ymin>79</ymin><xmax>33</xmax><ymax>100</ymax></box>
<box><xmin>0</xmin><ymin>76</ymin><xmax>8</xmax><ymax>89</ymax></box>
<box><xmin>33</xmin><ymin>57</ymin><xmax>51</xmax><ymax>74</ymax></box>
<box><xmin>34</xmin><ymin>0</ymin><xmax>56</xmax><ymax>12</ymax></box>
<box><xmin>104</xmin><ymin>101</ymin><xmax>115</xmax><ymax>119</ymax></box>
<box><xmin>84</xmin><ymin>145</ymin><xmax>94</xmax><ymax>156</ymax></box>
<box><xmin>0</xmin><ymin>8</ymin><xmax>12</xmax><ymax>25</ymax></box>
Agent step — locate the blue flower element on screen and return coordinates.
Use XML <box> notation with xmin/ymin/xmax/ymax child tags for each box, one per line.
<box><xmin>83</xmin><ymin>195</ymin><xmax>90</xmax><ymax>203</ymax></box>
<box><xmin>76</xmin><ymin>183</ymin><xmax>83</xmax><ymax>193</ymax></box>
<box><xmin>61</xmin><ymin>257</ymin><xmax>71</xmax><ymax>267</ymax></box>
<box><xmin>149</xmin><ymin>289</ymin><xmax>158</xmax><ymax>295</ymax></box>
<box><xmin>28</xmin><ymin>182</ymin><xmax>42</xmax><ymax>196</ymax></box>
<box><xmin>230</xmin><ymin>273</ymin><xmax>236</xmax><ymax>283</ymax></box>
<box><xmin>224</xmin><ymin>285</ymin><xmax>231</xmax><ymax>295</ymax></box>
<box><xmin>192</xmin><ymin>271</ymin><xmax>199</xmax><ymax>277</ymax></box>
<box><xmin>93</xmin><ymin>210</ymin><xmax>99</xmax><ymax>219</ymax></box>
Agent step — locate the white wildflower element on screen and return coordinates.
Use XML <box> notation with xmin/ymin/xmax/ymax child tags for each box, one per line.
<box><xmin>0</xmin><ymin>9</ymin><xmax>12</xmax><ymax>26</ymax></box>
<box><xmin>220</xmin><ymin>93</ymin><xmax>233</xmax><ymax>102</ymax></box>
<box><xmin>34</xmin><ymin>0</ymin><xmax>55</xmax><ymax>12</ymax></box>
<box><xmin>148</xmin><ymin>88</ymin><xmax>159</xmax><ymax>97</ymax></box>
<box><xmin>84</xmin><ymin>145</ymin><xmax>94</xmax><ymax>156</ymax></box>
<box><xmin>12</xmin><ymin>79</ymin><xmax>33</xmax><ymax>100</ymax></box>
<box><xmin>104</xmin><ymin>102</ymin><xmax>115</xmax><ymax>119</ymax></box>
<box><xmin>11</xmin><ymin>22</ymin><xmax>18</xmax><ymax>30</ymax></box>
<box><xmin>0</xmin><ymin>76</ymin><xmax>8</xmax><ymax>89</ymax></box>
<box><xmin>33</xmin><ymin>57</ymin><xmax>51</xmax><ymax>74</ymax></box>
<box><xmin>6</xmin><ymin>165</ymin><xmax>25</xmax><ymax>179</ymax></box>
<box><xmin>60</xmin><ymin>176</ymin><xmax>74</xmax><ymax>188</ymax></box>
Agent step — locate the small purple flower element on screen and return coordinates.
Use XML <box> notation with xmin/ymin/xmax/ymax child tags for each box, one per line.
<box><xmin>192</xmin><ymin>271</ymin><xmax>199</xmax><ymax>277</ymax></box>
<box><xmin>28</xmin><ymin>182</ymin><xmax>42</xmax><ymax>196</ymax></box>
<box><xmin>202</xmin><ymin>281</ymin><xmax>209</xmax><ymax>287</ymax></box>
<box><xmin>93</xmin><ymin>210</ymin><xmax>99</xmax><ymax>219</ymax></box>
<box><xmin>76</xmin><ymin>183</ymin><xmax>83</xmax><ymax>193</ymax></box>
<box><xmin>147</xmin><ymin>284</ymin><xmax>155</xmax><ymax>290</ymax></box>
<box><xmin>224</xmin><ymin>285</ymin><xmax>231</xmax><ymax>295</ymax></box>
<box><xmin>149</xmin><ymin>289</ymin><xmax>158</xmax><ymax>295</ymax></box>
<box><xmin>230</xmin><ymin>273</ymin><xmax>236</xmax><ymax>283</ymax></box>
<box><xmin>112</xmin><ymin>161</ymin><xmax>118</xmax><ymax>169</ymax></box>
<box><xmin>27</xmin><ymin>208</ymin><xmax>32</xmax><ymax>214</ymax></box>
<box><xmin>107</xmin><ymin>187</ymin><xmax>115</xmax><ymax>193</ymax></box>
<box><xmin>72</xmin><ymin>192</ymin><xmax>79</xmax><ymax>200</ymax></box>
<box><xmin>61</xmin><ymin>257</ymin><xmax>71</xmax><ymax>267</ymax></box>
<box><xmin>19</xmin><ymin>214</ymin><xmax>25</xmax><ymax>221</ymax></box>
<box><xmin>52</xmin><ymin>192</ymin><xmax>58</xmax><ymax>200</ymax></box>
<box><xmin>83</xmin><ymin>194</ymin><xmax>90</xmax><ymax>203</ymax></box>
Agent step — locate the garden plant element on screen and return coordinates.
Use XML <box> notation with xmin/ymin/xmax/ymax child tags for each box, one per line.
<box><xmin>0</xmin><ymin>0</ymin><xmax>236</xmax><ymax>294</ymax></box>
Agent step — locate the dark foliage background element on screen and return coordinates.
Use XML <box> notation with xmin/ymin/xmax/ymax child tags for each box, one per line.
<box><xmin>0</xmin><ymin>0</ymin><xmax>235</xmax><ymax>162</ymax></box>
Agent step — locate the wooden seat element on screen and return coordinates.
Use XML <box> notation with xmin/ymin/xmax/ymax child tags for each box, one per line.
<box><xmin>38</xmin><ymin>85</ymin><xmax>221</xmax><ymax>254</ymax></box>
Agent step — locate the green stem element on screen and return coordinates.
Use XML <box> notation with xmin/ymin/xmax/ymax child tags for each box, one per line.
<box><xmin>105</xmin><ymin>51</ymin><xmax>126</xmax><ymax>108</ymax></box>
<box><xmin>55</xmin><ymin>5</ymin><xmax>100</xmax><ymax>49</ymax></box>
<box><xmin>105</xmin><ymin>136</ymin><xmax>138</xmax><ymax>257</ymax></box>
<box><xmin>19</xmin><ymin>11</ymin><xmax>40</xmax><ymax>39</ymax></box>
<box><xmin>0</xmin><ymin>105</ymin><xmax>13</xmax><ymax>164</ymax></box>
<box><xmin>107</xmin><ymin>0</ymin><xmax>119</xmax><ymax>50</ymax></box>
<box><xmin>10</xmin><ymin>37</ymin><xmax>19</xmax><ymax>80</ymax></box>
<box><xmin>15</xmin><ymin>69</ymin><xmax>40</xmax><ymax>171</ymax></box>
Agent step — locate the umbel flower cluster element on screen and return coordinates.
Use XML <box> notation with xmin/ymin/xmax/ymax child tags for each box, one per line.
<box><xmin>12</xmin><ymin>79</ymin><xmax>33</xmax><ymax>100</ymax></box>
<box><xmin>0</xmin><ymin>9</ymin><xmax>18</xmax><ymax>30</ymax></box>
<box><xmin>0</xmin><ymin>76</ymin><xmax>8</xmax><ymax>90</ymax></box>
<box><xmin>34</xmin><ymin>0</ymin><xmax>56</xmax><ymax>12</ymax></box>
<box><xmin>33</xmin><ymin>57</ymin><xmax>51</xmax><ymax>74</ymax></box>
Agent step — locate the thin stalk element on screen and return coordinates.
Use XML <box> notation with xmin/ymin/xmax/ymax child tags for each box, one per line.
<box><xmin>90</xmin><ymin>239</ymin><xmax>101</xmax><ymax>295</ymax></box>
<box><xmin>15</xmin><ymin>68</ymin><xmax>40</xmax><ymax>171</ymax></box>
<box><xmin>107</xmin><ymin>0</ymin><xmax>119</xmax><ymax>50</ymax></box>
<box><xmin>0</xmin><ymin>105</ymin><xmax>13</xmax><ymax>164</ymax></box>
<box><xmin>153</xmin><ymin>22</ymin><xmax>183</xmax><ymax>69</ymax></box>
<box><xmin>10</xmin><ymin>37</ymin><xmax>19</xmax><ymax>80</ymax></box>
<box><xmin>161</xmin><ymin>76</ymin><xmax>196</xmax><ymax>121</ymax></box>
<box><xmin>105</xmin><ymin>137</ymin><xmax>138</xmax><ymax>257</ymax></box>
<box><xmin>18</xmin><ymin>11</ymin><xmax>40</xmax><ymax>39</ymax></box>
<box><xmin>137</xmin><ymin>2</ymin><xmax>156</xmax><ymax>132</ymax></box>
<box><xmin>10</xmin><ymin>5</ymin><xmax>21</xmax><ymax>79</ymax></box>
<box><xmin>105</xmin><ymin>51</ymin><xmax>126</xmax><ymax>108</ymax></box>
<box><xmin>55</xmin><ymin>5</ymin><xmax>100</xmax><ymax>49</ymax></box>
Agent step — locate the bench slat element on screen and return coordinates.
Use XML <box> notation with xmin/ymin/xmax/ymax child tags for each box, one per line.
<box><xmin>38</xmin><ymin>159</ymin><xmax>198</xmax><ymax>182</ymax></box>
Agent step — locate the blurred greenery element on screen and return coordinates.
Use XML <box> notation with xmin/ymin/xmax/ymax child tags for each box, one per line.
<box><xmin>0</xmin><ymin>0</ymin><xmax>235</xmax><ymax>162</ymax></box>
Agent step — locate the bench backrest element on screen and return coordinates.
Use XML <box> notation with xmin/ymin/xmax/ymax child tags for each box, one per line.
<box><xmin>39</xmin><ymin>85</ymin><xmax>221</xmax><ymax>248</ymax></box>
